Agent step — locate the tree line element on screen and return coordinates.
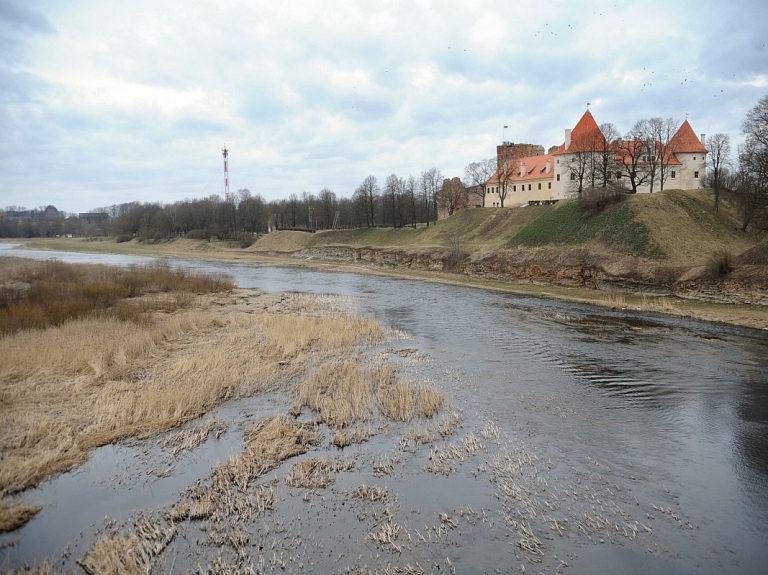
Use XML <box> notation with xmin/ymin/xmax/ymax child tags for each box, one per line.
<box><xmin>3</xmin><ymin>95</ymin><xmax>767</xmax><ymax>239</ymax></box>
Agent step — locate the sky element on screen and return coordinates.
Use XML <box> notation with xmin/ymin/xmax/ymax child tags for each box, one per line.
<box><xmin>1</xmin><ymin>0</ymin><xmax>767</xmax><ymax>214</ymax></box>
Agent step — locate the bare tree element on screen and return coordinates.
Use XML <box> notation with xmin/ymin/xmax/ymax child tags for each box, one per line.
<box><xmin>617</xmin><ymin>120</ymin><xmax>652</xmax><ymax>193</ymax></box>
<box><xmin>438</xmin><ymin>177</ymin><xmax>466</xmax><ymax>217</ymax></box>
<box><xmin>318</xmin><ymin>188</ymin><xmax>337</xmax><ymax>229</ymax></box>
<box><xmin>383</xmin><ymin>174</ymin><xmax>401</xmax><ymax>227</ymax></box>
<box><xmin>420</xmin><ymin>167</ymin><xmax>443</xmax><ymax>225</ymax></box>
<box><xmin>494</xmin><ymin>156</ymin><xmax>517</xmax><ymax>207</ymax></box>
<box><xmin>565</xmin><ymin>128</ymin><xmax>604</xmax><ymax>195</ymax></box>
<box><xmin>734</xmin><ymin>94</ymin><xmax>768</xmax><ymax>230</ymax></box>
<box><xmin>406</xmin><ymin>176</ymin><xmax>417</xmax><ymax>228</ymax></box>
<box><xmin>355</xmin><ymin>175</ymin><xmax>380</xmax><ymax>227</ymax></box>
<box><xmin>598</xmin><ymin>123</ymin><xmax>621</xmax><ymax>188</ymax></box>
<box><xmin>706</xmin><ymin>133</ymin><xmax>731</xmax><ymax>211</ymax></box>
<box><xmin>651</xmin><ymin>117</ymin><xmax>680</xmax><ymax>191</ymax></box>
<box><xmin>463</xmin><ymin>158</ymin><xmax>496</xmax><ymax>207</ymax></box>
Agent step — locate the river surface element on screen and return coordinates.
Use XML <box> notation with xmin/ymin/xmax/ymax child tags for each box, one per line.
<box><xmin>1</xmin><ymin>245</ymin><xmax>767</xmax><ymax>574</ymax></box>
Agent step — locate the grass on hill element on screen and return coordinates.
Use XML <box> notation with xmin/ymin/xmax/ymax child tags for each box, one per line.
<box><xmin>508</xmin><ymin>201</ymin><xmax>665</xmax><ymax>259</ymax></box>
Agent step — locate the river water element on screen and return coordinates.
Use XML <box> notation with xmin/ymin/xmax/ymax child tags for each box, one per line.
<box><xmin>1</xmin><ymin>245</ymin><xmax>767</xmax><ymax>574</ymax></box>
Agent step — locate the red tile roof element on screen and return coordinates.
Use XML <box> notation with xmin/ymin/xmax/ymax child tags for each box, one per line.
<box><xmin>669</xmin><ymin>120</ymin><xmax>708</xmax><ymax>154</ymax></box>
<box><xmin>553</xmin><ymin>110</ymin><xmax>605</xmax><ymax>155</ymax></box>
<box><xmin>487</xmin><ymin>154</ymin><xmax>555</xmax><ymax>184</ymax></box>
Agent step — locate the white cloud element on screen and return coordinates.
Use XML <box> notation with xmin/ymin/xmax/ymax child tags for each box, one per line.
<box><xmin>1</xmin><ymin>0</ymin><xmax>766</xmax><ymax>212</ymax></box>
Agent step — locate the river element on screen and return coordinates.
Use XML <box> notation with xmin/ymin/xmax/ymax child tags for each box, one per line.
<box><xmin>1</xmin><ymin>245</ymin><xmax>767</xmax><ymax>574</ymax></box>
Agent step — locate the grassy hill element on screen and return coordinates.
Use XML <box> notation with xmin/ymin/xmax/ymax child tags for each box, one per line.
<box><xmin>251</xmin><ymin>189</ymin><xmax>763</xmax><ymax>267</ymax></box>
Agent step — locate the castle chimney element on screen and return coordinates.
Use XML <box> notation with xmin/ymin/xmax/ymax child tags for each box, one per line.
<box><xmin>700</xmin><ymin>134</ymin><xmax>706</xmax><ymax>147</ymax></box>
<box><xmin>520</xmin><ymin>162</ymin><xmax>525</xmax><ymax>177</ymax></box>
<box><xmin>545</xmin><ymin>159</ymin><xmax>551</xmax><ymax>174</ymax></box>
<box><xmin>565</xmin><ymin>128</ymin><xmax>572</xmax><ymax>150</ymax></box>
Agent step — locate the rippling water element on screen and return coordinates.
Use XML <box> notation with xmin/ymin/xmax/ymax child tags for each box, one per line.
<box><xmin>1</xmin><ymin>244</ymin><xmax>767</xmax><ymax>574</ymax></box>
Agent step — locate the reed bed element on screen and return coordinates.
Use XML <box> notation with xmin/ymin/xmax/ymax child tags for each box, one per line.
<box><xmin>77</xmin><ymin>515</ymin><xmax>176</xmax><ymax>575</ymax></box>
<box><xmin>0</xmin><ymin>278</ymin><xmax>387</xmax><ymax>532</ymax></box>
<box><xmin>284</xmin><ymin>456</ymin><xmax>355</xmax><ymax>489</ymax></box>
<box><xmin>291</xmin><ymin>360</ymin><xmax>445</xmax><ymax>442</ymax></box>
<box><xmin>0</xmin><ymin>257</ymin><xmax>233</xmax><ymax>336</ymax></box>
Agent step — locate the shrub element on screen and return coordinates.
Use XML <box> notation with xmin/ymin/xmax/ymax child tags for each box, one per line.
<box><xmin>235</xmin><ymin>232</ymin><xmax>255</xmax><ymax>249</ymax></box>
<box><xmin>185</xmin><ymin>229</ymin><xmax>210</xmax><ymax>240</ymax></box>
<box><xmin>114</xmin><ymin>233</ymin><xmax>133</xmax><ymax>243</ymax></box>
<box><xmin>706</xmin><ymin>248</ymin><xmax>734</xmax><ymax>278</ymax></box>
<box><xmin>577</xmin><ymin>185</ymin><xmax>628</xmax><ymax>218</ymax></box>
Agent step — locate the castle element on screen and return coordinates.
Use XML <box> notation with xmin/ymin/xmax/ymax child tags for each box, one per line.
<box><xmin>484</xmin><ymin>110</ymin><xmax>708</xmax><ymax>207</ymax></box>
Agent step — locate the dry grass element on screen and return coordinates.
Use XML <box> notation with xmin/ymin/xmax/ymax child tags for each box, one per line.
<box><xmin>78</xmin><ymin>515</ymin><xmax>176</xmax><ymax>575</ymax></box>
<box><xmin>291</xmin><ymin>361</ymin><xmax>445</xmax><ymax>441</ymax></box>
<box><xmin>352</xmin><ymin>484</ymin><xmax>388</xmax><ymax>502</ymax></box>
<box><xmin>0</xmin><ymin>501</ymin><xmax>42</xmax><ymax>533</ymax></box>
<box><xmin>284</xmin><ymin>456</ymin><xmax>355</xmax><ymax>489</ymax></box>
<box><xmin>5</xmin><ymin>561</ymin><xmax>62</xmax><ymax>574</ymax></box>
<box><xmin>0</xmin><ymin>283</ymin><xmax>386</xmax><ymax>532</ymax></box>
<box><xmin>378</xmin><ymin>381</ymin><xmax>444</xmax><ymax>421</ymax></box>
<box><xmin>0</xmin><ymin>257</ymin><xmax>233</xmax><ymax>336</ymax></box>
<box><xmin>290</xmin><ymin>361</ymin><xmax>385</xmax><ymax>428</ymax></box>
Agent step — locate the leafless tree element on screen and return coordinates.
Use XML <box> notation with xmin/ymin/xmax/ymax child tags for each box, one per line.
<box><xmin>464</xmin><ymin>158</ymin><xmax>496</xmax><ymax>207</ymax></box>
<box><xmin>438</xmin><ymin>177</ymin><xmax>466</xmax><ymax>217</ymax></box>
<box><xmin>355</xmin><ymin>175</ymin><xmax>379</xmax><ymax>227</ymax></box>
<box><xmin>617</xmin><ymin>120</ymin><xmax>652</xmax><ymax>193</ymax></box>
<box><xmin>420</xmin><ymin>167</ymin><xmax>443</xmax><ymax>225</ymax></box>
<box><xmin>650</xmin><ymin>117</ymin><xmax>680</xmax><ymax>191</ymax></box>
<box><xmin>706</xmin><ymin>133</ymin><xmax>731</xmax><ymax>211</ymax></box>
<box><xmin>494</xmin><ymin>156</ymin><xmax>517</xmax><ymax>207</ymax></box>
<box><xmin>598</xmin><ymin>123</ymin><xmax>621</xmax><ymax>188</ymax></box>
<box><xmin>318</xmin><ymin>188</ymin><xmax>337</xmax><ymax>229</ymax></box>
<box><xmin>384</xmin><ymin>174</ymin><xmax>401</xmax><ymax>227</ymax></box>
<box><xmin>733</xmin><ymin>94</ymin><xmax>768</xmax><ymax>230</ymax></box>
<box><xmin>406</xmin><ymin>176</ymin><xmax>417</xmax><ymax>228</ymax></box>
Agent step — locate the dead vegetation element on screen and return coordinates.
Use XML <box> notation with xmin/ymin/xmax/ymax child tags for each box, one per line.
<box><xmin>0</xmin><ymin>256</ymin><xmax>389</xmax><ymax>532</ymax></box>
<box><xmin>290</xmin><ymin>360</ymin><xmax>444</xmax><ymax>444</ymax></box>
<box><xmin>0</xmin><ymin>257</ymin><xmax>233</xmax><ymax>336</ymax></box>
<box><xmin>285</xmin><ymin>456</ymin><xmax>355</xmax><ymax>489</ymax></box>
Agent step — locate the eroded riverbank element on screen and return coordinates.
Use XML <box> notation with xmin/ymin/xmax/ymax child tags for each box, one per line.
<box><xmin>9</xmin><ymin>239</ymin><xmax>768</xmax><ymax>330</ymax></box>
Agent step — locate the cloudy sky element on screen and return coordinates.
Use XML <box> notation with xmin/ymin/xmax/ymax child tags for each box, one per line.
<box><xmin>1</xmin><ymin>0</ymin><xmax>767</xmax><ymax>214</ymax></box>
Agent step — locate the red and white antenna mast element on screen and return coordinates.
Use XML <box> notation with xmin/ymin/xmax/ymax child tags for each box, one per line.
<box><xmin>222</xmin><ymin>144</ymin><xmax>230</xmax><ymax>201</ymax></box>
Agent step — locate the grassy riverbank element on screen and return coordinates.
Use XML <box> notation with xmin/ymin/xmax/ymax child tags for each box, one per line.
<box><xmin>12</xmin><ymin>189</ymin><xmax>768</xmax><ymax>329</ymax></box>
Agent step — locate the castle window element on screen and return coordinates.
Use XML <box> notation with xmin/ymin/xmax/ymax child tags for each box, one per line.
<box><xmin>548</xmin><ymin>182</ymin><xmax>551</xmax><ymax>189</ymax></box>
<box><xmin>694</xmin><ymin>171</ymin><xmax>699</xmax><ymax>178</ymax></box>
<box><xmin>556</xmin><ymin>174</ymin><xmax>560</xmax><ymax>182</ymax></box>
<box><xmin>513</xmin><ymin>185</ymin><xmax>517</xmax><ymax>192</ymax></box>
<box><xmin>671</xmin><ymin>171</ymin><xmax>676</xmax><ymax>179</ymax></box>
<box><xmin>570</xmin><ymin>173</ymin><xmax>576</xmax><ymax>181</ymax></box>
<box><xmin>538</xmin><ymin>183</ymin><xmax>541</xmax><ymax>190</ymax></box>
<box><xmin>693</xmin><ymin>157</ymin><xmax>696</xmax><ymax>160</ymax></box>
<box><xmin>528</xmin><ymin>184</ymin><xmax>532</xmax><ymax>190</ymax></box>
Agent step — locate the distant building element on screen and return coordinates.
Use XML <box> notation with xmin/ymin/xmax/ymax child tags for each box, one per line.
<box><xmin>484</xmin><ymin>110</ymin><xmax>708</xmax><ymax>207</ymax></box>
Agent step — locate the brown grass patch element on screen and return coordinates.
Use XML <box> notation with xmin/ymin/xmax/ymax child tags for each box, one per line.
<box><xmin>78</xmin><ymin>515</ymin><xmax>176</xmax><ymax>575</ymax></box>
<box><xmin>213</xmin><ymin>415</ymin><xmax>320</xmax><ymax>493</ymax></box>
<box><xmin>378</xmin><ymin>381</ymin><xmax>444</xmax><ymax>421</ymax></box>
<box><xmin>0</xmin><ymin>501</ymin><xmax>43</xmax><ymax>533</ymax></box>
<box><xmin>0</xmin><ymin>257</ymin><xmax>233</xmax><ymax>336</ymax></box>
<box><xmin>352</xmin><ymin>484</ymin><xmax>388</xmax><ymax>502</ymax></box>
<box><xmin>291</xmin><ymin>361</ymin><xmax>445</xmax><ymax>438</ymax></box>
<box><xmin>285</xmin><ymin>456</ymin><xmax>355</xmax><ymax>489</ymax></box>
<box><xmin>0</xmin><ymin>284</ymin><xmax>386</xmax><ymax>532</ymax></box>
